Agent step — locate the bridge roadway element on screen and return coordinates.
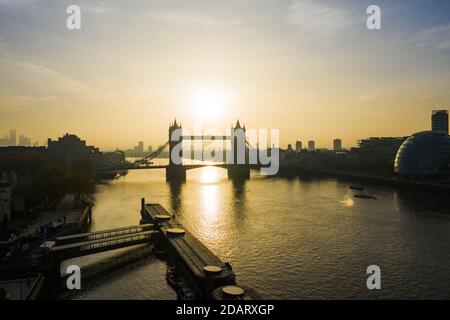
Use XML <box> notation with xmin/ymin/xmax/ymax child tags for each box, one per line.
<box><xmin>49</xmin><ymin>224</ymin><xmax>158</xmax><ymax>259</ymax></box>
<box><xmin>99</xmin><ymin>163</ymin><xmax>267</xmax><ymax>172</ymax></box>
<box><xmin>99</xmin><ymin>163</ymin><xmax>229</xmax><ymax>171</ymax></box>
<box><xmin>141</xmin><ymin>201</ymin><xmax>236</xmax><ymax>299</ymax></box>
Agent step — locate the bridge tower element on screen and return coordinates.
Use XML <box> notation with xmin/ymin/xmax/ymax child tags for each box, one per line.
<box><xmin>166</xmin><ymin>119</ymin><xmax>186</xmax><ymax>181</ymax></box>
<box><xmin>227</xmin><ymin>120</ymin><xmax>250</xmax><ymax>180</ymax></box>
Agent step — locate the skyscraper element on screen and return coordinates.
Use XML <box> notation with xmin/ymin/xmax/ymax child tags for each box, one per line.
<box><xmin>308</xmin><ymin>140</ymin><xmax>315</xmax><ymax>152</ymax></box>
<box><xmin>432</xmin><ymin>110</ymin><xmax>448</xmax><ymax>134</ymax></box>
<box><xmin>333</xmin><ymin>139</ymin><xmax>342</xmax><ymax>152</ymax></box>
<box><xmin>295</xmin><ymin>140</ymin><xmax>302</xmax><ymax>153</ymax></box>
<box><xmin>138</xmin><ymin>141</ymin><xmax>144</xmax><ymax>153</ymax></box>
<box><xmin>9</xmin><ymin>129</ymin><xmax>16</xmax><ymax>146</ymax></box>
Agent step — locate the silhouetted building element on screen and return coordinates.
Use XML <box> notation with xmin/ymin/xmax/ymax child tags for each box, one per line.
<box><xmin>357</xmin><ymin>136</ymin><xmax>407</xmax><ymax>175</ymax></box>
<box><xmin>295</xmin><ymin>140</ymin><xmax>302</xmax><ymax>153</ymax></box>
<box><xmin>0</xmin><ymin>135</ymin><xmax>9</xmax><ymax>147</ymax></box>
<box><xmin>358</xmin><ymin>137</ymin><xmax>406</xmax><ymax>158</ymax></box>
<box><xmin>9</xmin><ymin>129</ymin><xmax>16</xmax><ymax>146</ymax></box>
<box><xmin>308</xmin><ymin>140</ymin><xmax>315</xmax><ymax>152</ymax></box>
<box><xmin>395</xmin><ymin>131</ymin><xmax>450</xmax><ymax>180</ymax></box>
<box><xmin>47</xmin><ymin>134</ymin><xmax>100</xmax><ymax>166</ymax></box>
<box><xmin>432</xmin><ymin>110</ymin><xmax>448</xmax><ymax>134</ymax></box>
<box><xmin>0</xmin><ymin>130</ymin><xmax>32</xmax><ymax>147</ymax></box>
<box><xmin>124</xmin><ymin>141</ymin><xmax>150</xmax><ymax>157</ymax></box>
<box><xmin>137</xmin><ymin>141</ymin><xmax>144</xmax><ymax>153</ymax></box>
<box><xmin>148</xmin><ymin>145</ymin><xmax>153</xmax><ymax>153</ymax></box>
<box><xmin>333</xmin><ymin>139</ymin><xmax>342</xmax><ymax>152</ymax></box>
<box><xmin>101</xmin><ymin>150</ymin><xmax>126</xmax><ymax>167</ymax></box>
<box><xmin>18</xmin><ymin>134</ymin><xmax>31</xmax><ymax>147</ymax></box>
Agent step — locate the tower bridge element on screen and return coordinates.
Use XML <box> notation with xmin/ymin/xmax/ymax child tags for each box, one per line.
<box><xmin>104</xmin><ymin>119</ymin><xmax>260</xmax><ymax>182</ymax></box>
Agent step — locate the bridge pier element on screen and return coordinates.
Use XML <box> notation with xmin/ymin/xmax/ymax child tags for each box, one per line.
<box><xmin>166</xmin><ymin>165</ymin><xmax>186</xmax><ymax>182</ymax></box>
<box><xmin>227</xmin><ymin>165</ymin><xmax>250</xmax><ymax>180</ymax></box>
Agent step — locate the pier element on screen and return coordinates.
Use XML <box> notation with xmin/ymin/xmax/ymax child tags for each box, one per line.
<box><xmin>49</xmin><ymin>224</ymin><xmax>157</xmax><ymax>259</ymax></box>
<box><xmin>140</xmin><ymin>199</ymin><xmax>260</xmax><ymax>299</ymax></box>
<box><xmin>42</xmin><ymin>224</ymin><xmax>158</xmax><ymax>277</ymax></box>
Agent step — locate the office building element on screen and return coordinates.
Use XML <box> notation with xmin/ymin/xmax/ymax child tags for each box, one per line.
<box><xmin>295</xmin><ymin>140</ymin><xmax>302</xmax><ymax>153</ymax></box>
<box><xmin>432</xmin><ymin>110</ymin><xmax>448</xmax><ymax>134</ymax></box>
<box><xmin>308</xmin><ymin>140</ymin><xmax>316</xmax><ymax>152</ymax></box>
<box><xmin>18</xmin><ymin>135</ymin><xmax>31</xmax><ymax>147</ymax></box>
<box><xmin>138</xmin><ymin>141</ymin><xmax>144</xmax><ymax>153</ymax></box>
<box><xmin>358</xmin><ymin>137</ymin><xmax>406</xmax><ymax>159</ymax></box>
<box><xmin>9</xmin><ymin>129</ymin><xmax>16</xmax><ymax>146</ymax></box>
<box><xmin>333</xmin><ymin>139</ymin><xmax>342</xmax><ymax>152</ymax></box>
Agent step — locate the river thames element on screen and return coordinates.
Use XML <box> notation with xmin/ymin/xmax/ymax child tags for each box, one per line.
<box><xmin>58</xmin><ymin>165</ymin><xmax>450</xmax><ymax>299</ymax></box>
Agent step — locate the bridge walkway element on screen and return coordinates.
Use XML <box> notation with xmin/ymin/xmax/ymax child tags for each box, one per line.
<box><xmin>50</xmin><ymin>229</ymin><xmax>158</xmax><ymax>259</ymax></box>
<box><xmin>55</xmin><ymin>224</ymin><xmax>154</xmax><ymax>245</ymax></box>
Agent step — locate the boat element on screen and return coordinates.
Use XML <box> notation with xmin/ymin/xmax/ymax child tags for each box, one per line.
<box><xmin>349</xmin><ymin>185</ymin><xmax>364</xmax><ymax>191</ymax></box>
<box><xmin>354</xmin><ymin>194</ymin><xmax>377</xmax><ymax>200</ymax></box>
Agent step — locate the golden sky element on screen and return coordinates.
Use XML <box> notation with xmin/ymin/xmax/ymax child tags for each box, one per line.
<box><xmin>0</xmin><ymin>0</ymin><xmax>449</xmax><ymax>150</ymax></box>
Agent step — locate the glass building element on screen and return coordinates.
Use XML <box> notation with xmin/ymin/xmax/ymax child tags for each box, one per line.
<box><xmin>431</xmin><ymin>110</ymin><xmax>448</xmax><ymax>134</ymax></box>
<box><xmin>394</xmin><ymin>131</ymin><xmax>450</xmax><ymax>179</ymax></box>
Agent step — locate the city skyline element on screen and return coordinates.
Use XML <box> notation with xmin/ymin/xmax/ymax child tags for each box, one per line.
<box><xmin>0</xmin><ymin>129</ymin><xmax>36</xmax><ymax>147</ymax></box>
<box><xmin>1</xmin><ymin>0</ymin><xmax>450</xmax><ymax>149</ymax></box>
<box><xmin>1</xmin><ymin>107</ymin><xmax>447</xmax><ymax>151</ymax></box>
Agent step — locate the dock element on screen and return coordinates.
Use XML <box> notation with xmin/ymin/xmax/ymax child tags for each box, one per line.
<box><xmin>48</xmin><ymin>224</ymin><xmax>158</xmax><ymax>260</ymax></box>
<box><xmin>141</xmin><ymin>199</ymin><xmax>260</xmax><ymax>299</ymax></box>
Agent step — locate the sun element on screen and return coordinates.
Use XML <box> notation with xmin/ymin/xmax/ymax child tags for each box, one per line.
<box><xmin>191</xmin><ymin>85</ymin><xmax>228</xmax><ymax>121</ymax></box>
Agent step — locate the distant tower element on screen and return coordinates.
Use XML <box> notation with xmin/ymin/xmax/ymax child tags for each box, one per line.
<box><xmin>138</xmin><ymin>141</ymin><xmax>144</xmax><ymax>153</ymax></box>
<box><xmin>227</xmin><ymin>119</ymin><xmax>250</xmax><ymax>180</ymax></box>
<box><xmin>432</xmin><ymin>110</ymin><xmax>448</xmax><ymax>134</ymax></box>
<box><xmin>18</xmin><ymin>134</ymin><xmax>25</xmax><ymax>146</ymax></box>
<box><xmin>166</xmin><ymin>119</ymin><xmax>186</xmax><ymax>181</ymax></box>
<box><xmin>295</xmin><ymin>140</ymin><xmax>302</xmax><ymax>153</ymax></box>
<box><xmin>333</xmin><ymin>139</ymin><xmax>342</xmax><ymax>152</ymax></box>
<box><xmin>168</xmin><ymin>119</ymin><xmax>183</xmax><ymax>166</ymax></box>
<box><xmin>9</xmin><ymin>129</ymin><xmax>16</xmax><ymax>146</ymax></box>
<box><xmin>308</xmin><ymin>140</ymin><xmax>315</xmax><ymax>152</ymax></box>
<box><xmin>231</xmin><ymin>120</ymin><xmax>246</xmax><ymax>165</ymax></box>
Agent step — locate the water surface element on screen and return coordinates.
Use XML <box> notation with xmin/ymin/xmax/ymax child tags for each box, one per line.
<box><xmin>61</xmin><ymin>165</ymin><xmax>450</xmax><ymax>299</ymax></box>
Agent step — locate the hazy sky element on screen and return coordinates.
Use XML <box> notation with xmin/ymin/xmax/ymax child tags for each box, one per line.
<box><xmin>0</xmin><ymin>0</ymin><xmax>449</xmax><ymax>150</ymax></box>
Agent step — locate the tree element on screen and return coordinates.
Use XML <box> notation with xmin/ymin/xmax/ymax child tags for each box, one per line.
<box><xmin>32</xmin><ymin>163</ymin><xmax>70</xmax><ymax>206</ymax></box>
<box><xmin>71</xmin><ymin>157</ymin><xmax>97</xmax><ymax>177</ymax></box>
<box><xmin>67</xmin><ymin>172</ymin><xmax>95</xmax><ymax>202</ymax></box>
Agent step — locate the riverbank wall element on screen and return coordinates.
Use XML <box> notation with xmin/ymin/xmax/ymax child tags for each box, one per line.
<box><xmin>275</xmin><ymin>167</ymin><xmax>450</xmax><ymax>194</ymax></box>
